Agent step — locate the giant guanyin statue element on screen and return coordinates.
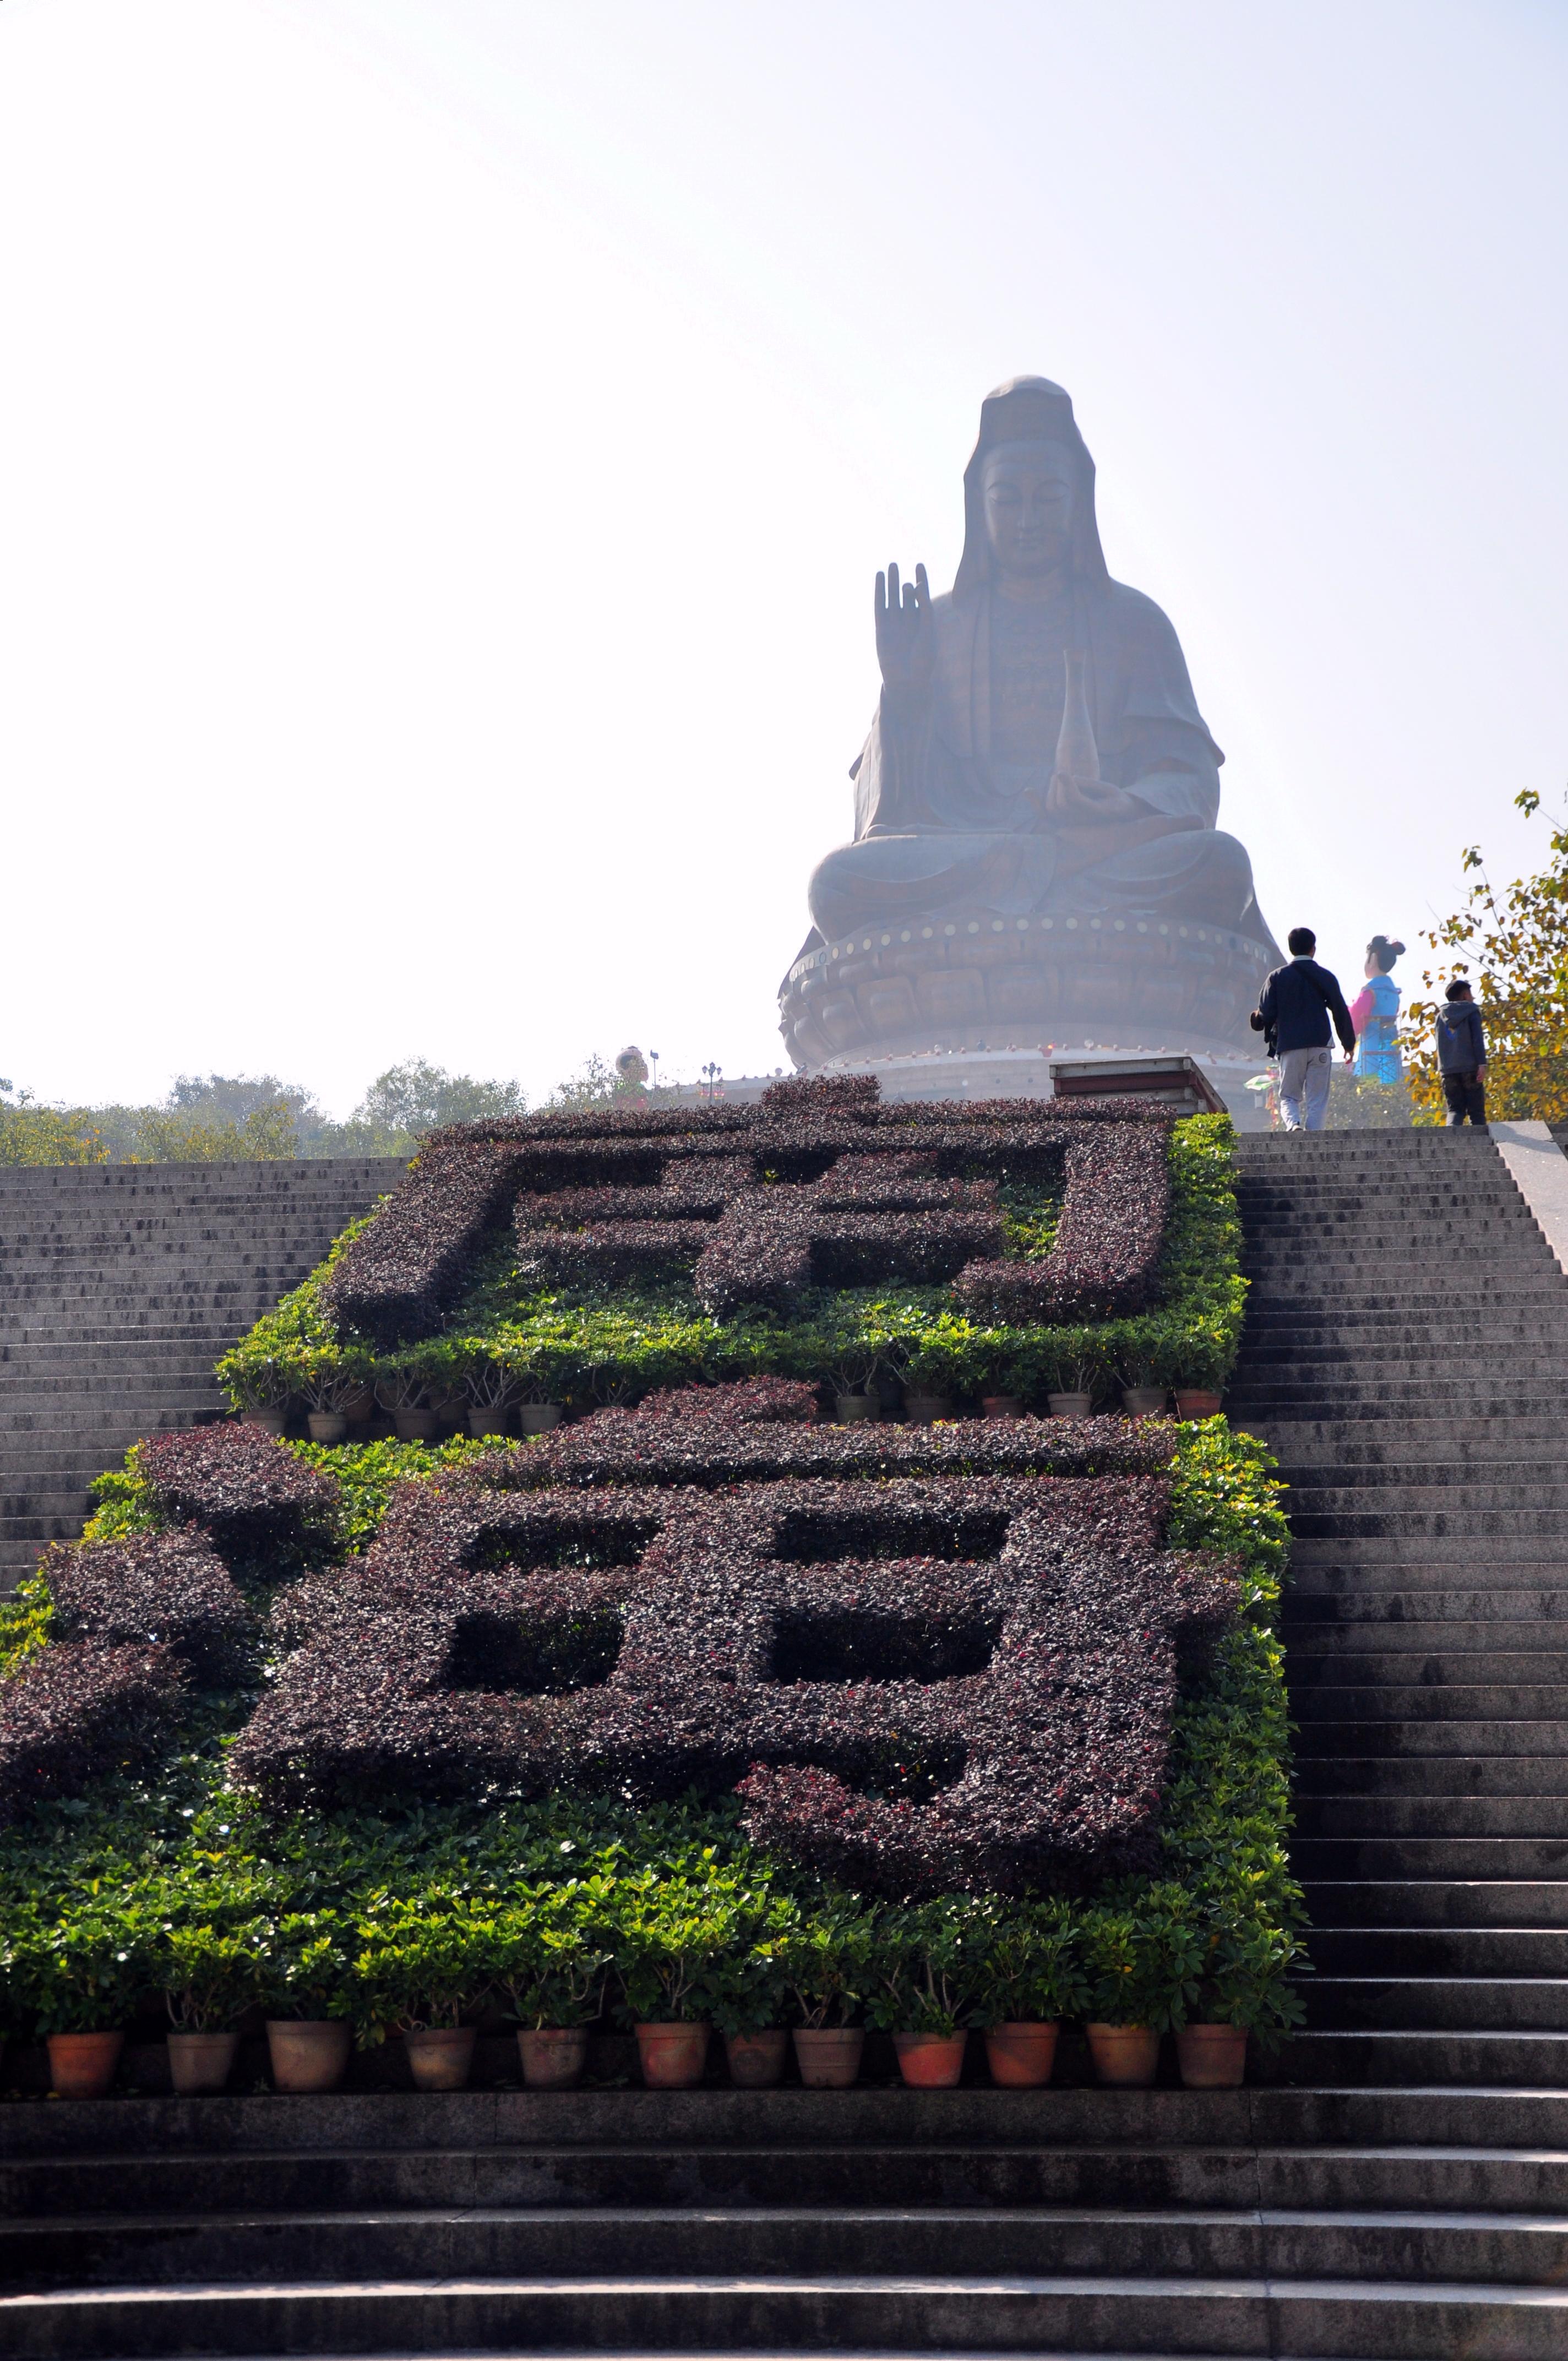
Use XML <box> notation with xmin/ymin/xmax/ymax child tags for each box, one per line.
<box><xmin>779</xmin><ymin>377</ymin><xmax>1281</xmax><ymax>1068</ymax></box>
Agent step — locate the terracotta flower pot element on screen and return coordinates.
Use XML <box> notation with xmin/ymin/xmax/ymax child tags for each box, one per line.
<box><xmin>791</xmin><ymin>2027</ymin><xmax>864</xmax><ymax>2088</ymax></box>
<box><xmin>834</xmin><ymin>1394</ymin><xmax>879</xmax><ymax>1423</ymax></box>
<box><xmin>392</xmin><ymin>1409</ymin><xmax>438</xmax><ymax>1442</ymax></box>
<box><xmin>1176</xmin><ymin>2022</ymin><xmax>1248</xmax><ymax>2090</ymax></box>
<box><xmin>892</xmin><ymin>2030</ymin><xmax>968</xmax><ymax>2088</ymax></box>
<box><xmin>981</xmin><ymin>1395</ymin><xmax>1025</xmax><ymax>1419</ymax></box>
<box><xmin>518</xmin><ymin>1404</ymin><xmax>564</xmax><ymax>1435</ymax></box>
<box><xmin>467</xmin><ymin>1406</ymin><xmax>511</xmax><ymax>1439</ymax></box>
<box><xmin>902</xmin><ymin>1395</ymin><xmax>953</xmax><ymax>1424</ymax></box>
<box><xmin>241</xmin><ymin>1408</ymin><xmax>288</xmax><ymax>1437</ymax></box>
<box><xmin>517</xmin><ymin>2026</ymin><xmax>590</xmax><ymax>2090</ymax></box>
<box><xmin>1120</xmin><ymin>1386</ymin><xmax>1168</xmax><ymax>1418</ymax></box>
<box><xmin>306</xmin><ymin>1411</ymin><xmax>348</xmax><ymax>1445</ymax></box>
<box><xmin>341</xmin><ymin>1386</ymin><xmax>377</xmax><ymax>1426</ymax></box>
<box><xmin>47</xmin><ymin>2030</ymin><xmax>124</xmax><ymax>2098</ymax></box>
<box><xmin>266</xmin><ymin>2019</ymin><xmax>351</xmax><ymax>2093</ymax></box>
<box><xmin>1086</xmin><ymin>2022</ymin><xmax>1161</xmax><ymax>2087</ymax></box>
<box><xmin>725</xmin><ymin>2028</ymin><xmax>788</xmax><ymax>2087</ymax></box>
<box><xmin>1174</xmin><ymin>1389</ymin><xmax>1223</xmax><ymax>1419</ymax></box>
<box><xmin>167</xmin><ymin>2031</ymin><xmax>238</xmax><ymax>2095</ymax></box>
<box><xmin>634</xmin><ymin>2021</ymin><xmax>710</xmax><ymax>2089</ymax></box>
<box><xmin>984</xmin><ymin>2021</ymin><xmax>1059</xmax><ymax>2088</ymax></box>
<box><xmin>1047</xmin><ymin>1391</ymin><xmax>1093</xmax><ymax>1418</ymax></box>
<box><xmin>405</xmin><ymin>2026</ymin><xmax>477</xmax><ymax>2091</ymax></box>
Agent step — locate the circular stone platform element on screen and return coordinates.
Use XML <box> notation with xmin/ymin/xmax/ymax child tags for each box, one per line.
<box><xmin>779</xmin><ymin>909</ymin><xmax>1277</xmax><ymax>1068</ymax></box>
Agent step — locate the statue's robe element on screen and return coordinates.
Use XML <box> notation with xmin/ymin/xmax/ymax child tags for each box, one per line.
<box><xmin>806</xmin><ymin>576</ymin><xmax>1276</xmax><ymax>952</ymax></box>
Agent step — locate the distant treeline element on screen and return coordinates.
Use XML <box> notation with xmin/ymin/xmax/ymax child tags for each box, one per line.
<box><xmin>0</xmin><ymin>1056</ymin><xmax>645</xmax><ymax>1166</ymax></box>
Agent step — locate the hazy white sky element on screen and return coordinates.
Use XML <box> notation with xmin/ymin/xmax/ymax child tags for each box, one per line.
<box><xmin>3</xmin><ymin>0</ymin><xmax>1565</xmax><ymax>1111</ymax></box>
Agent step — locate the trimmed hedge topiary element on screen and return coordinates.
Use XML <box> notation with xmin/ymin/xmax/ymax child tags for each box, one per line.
<box><xmin>227</xmin><ymin>1388</ymin><xmax>1235</xmax><ymax>1892</ymax></box>
<box><xmin>137</xmin><ymin>1424</ymin><xmax>340</xmax><ymax>1562</ymax></box>
<box><xmin>43</xmin><ymin>1530</ymin><xmax>253</xmax><ymax>1683</ymax></box>
<box><xmin>319</xmin><ymin>1078</ymin><xmax>1176</xmax><ymax>1352</ymax></box>
<box><xmin>0</xmin><ymin>1640</ymin><xmax>186</xmax><ymax>1827</ymax></box>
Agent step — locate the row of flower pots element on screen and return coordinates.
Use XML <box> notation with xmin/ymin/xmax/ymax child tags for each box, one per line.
<box><xmin>40</xmin><ymin>2017</ymin><xmax>1247</xmax><ymax>2099</ymax></box>
<box><xmin>843</xmin><ymin>1388</ymin><xmax>1223</xmax><ymax>1424</ymax></box>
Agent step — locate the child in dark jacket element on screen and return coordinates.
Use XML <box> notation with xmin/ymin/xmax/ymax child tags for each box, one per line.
<box><xmin>1436</xmin><ymin>981</ymin><xmax>1488</xmax><ymax>1128</ymax></box>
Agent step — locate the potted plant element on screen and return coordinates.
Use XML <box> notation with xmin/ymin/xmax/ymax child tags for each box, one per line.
<box><xmin>867</xmin><ymin>1902</ymin><xmax>977</xmax><ymax>2088</ymax></box>
<box><xmin>459</xmin><ymin>1346</ymin><xmax>523</xmax><ymax>1440</ymax></box>
<box><xmin>612</xmin><ymin>1878</ymin><xmax>732</xmax><ymax>2088</ymax></box>
<box><xmin>1081</xmin><ymin>1895</ymin><xmax>1201</xmax><ymax>2087</ymax></box>
<box><xmin>1146</xmin><ymin>1325</ymin><xmax>1231</xmax><ymax>1421</ymax></box>
<box><xmin>1174</xmin><ymin>1908</ymin><xmax>1306</xmax><ymax>2091</ymax></box>
<box><xmin>1039</xmin><ymin>1331</ymin><xmax>1104</xmax><ymax>1419</ymax></box>
<box><xmin>153</xmin><ymin>1923</ymin><xmax>259</xmax><ymax>2096</ymax></box>
<box><xmin>828</xmin><ymin>1347</ymin><xmax>883</xmax><ymax>1425</ymax></box>
<box><xmin>709</xmin><ymin>1927</ymin><xmax>793</xmax><ymax>2090</ymax></box>
<box><xmin>970</xmin><ymin>1900</ymin><xmax>1088</xmax><ymax>2090</ymax></box>
<box><xmin>221</xmin><ymin>1355</ymin><xmax>294</xmax><ymax>1437</ymax></box>
<box><xmin>493</xmin><ymin>1887</ymin><xmax>613</xmax><ymax>2091</ymax></box>
<box><xmin>253</xmin><ymin>1911</ymin><xmax>354</xmax><ymax>2092</ymax></box>
<box><xmin>1114</xmin><ymin>1333</ymin><xmax>1172</xmax><ymax>1419</ymax></box>
<box><xmin>780</xmin><ymin>1905</ymin><xmax>873</xmax><ymax>2088</ymax></box>
<box><xmin>346</xmin><ymin>1901</ymin><xmax>496</xmax><ymax>2092</ymax></box>
<box><xmin>293</xmin><ymin>1347</ymin><xmax>375</xmax><ymax>1446</ymax></box>
<box><xmin>374</xmin><ymin>1363</ymin><xmax>438</xmax><ymax>1444</ymax></box>
<box><xmin>10</xmin><ymin>1911</ymin><xmax>148</xmax><ymax>2098</ymax></box>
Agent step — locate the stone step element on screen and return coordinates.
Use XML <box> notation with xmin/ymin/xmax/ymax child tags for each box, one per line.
<box><xmin>1303</xmin><ymin>1975</ymin><xmax>1568</xmax><ymax>2030</ymax></box>
<box><xmin>1301</xmin><ymin>1881</ymin><xmax>1568</xmax><ymax>1928</ymax></box>
<box><xmin>1285</xmin><ymin>1587</ymin><xmax>1568</xmax><ymax>1620</ymax></box>
<box><xmin>1295</xmin><ymin>1795</ymin><xmax>1568</xmax><ymax>1838</ymax></box>
<box><xmin>10</xmin><ymin>2198</ymin><xmax>1568</xmax><ymax>2295</ymax></box>
<box><xmin>1293</xmin><ymin>1837</ymin><xmax>1568</xmax><ymax>1879</ymax></box>
<box><xmin>1293</xmin><ymin>1688</ymin><xmax>1568</xmax><ymax>1723</ymax></box>
<box><xmin>1288</xmin><ymin>1652</ymin><xmax>1568</xmax><ymax>1684</ymax></box>
<box><xmin>1294</xmin><ymin>1756</ymin><xmax>1568</xmax><ymax>1797</ymax></box>
<box><xmin>10</xmin><ymin>2135</ymin><xmax>1568</xmax><ymax>2222</ymax></box>
<box><xmin>1266</xmin><ymin>2030</ymin><xmax>1568</xmax><ymax>2102</ymax></box>
<box><xmin>1304</xmin><ymin>1927</ymin><xmax>1568</xmax><ymax>1977</ymax></box>
<box><xmin>6</xmin><ymin>2268</ymin><xmax>1566</xmax><ymax>2361</ymax></box>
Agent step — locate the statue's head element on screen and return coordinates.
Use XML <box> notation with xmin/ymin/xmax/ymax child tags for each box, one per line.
<box><xmin>956</xmin><ymin>377</ymin><xmax>1110</xmax><ymax>600</ymax></box>
<box><xmin>981</xmin><ymin>440</ymin><xmax>1076</xmax><ymax>581</ymax></box>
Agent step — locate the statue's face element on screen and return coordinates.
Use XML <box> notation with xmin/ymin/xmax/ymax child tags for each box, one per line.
<box><xmin>982</xmin><ymin>441</ymin><xmax>1075</xmax><ymax>579</ymax></box>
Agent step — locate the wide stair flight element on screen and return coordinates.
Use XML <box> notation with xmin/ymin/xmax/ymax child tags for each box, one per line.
<box><xmin>0</xmin><ymin>1159</ymin><xmax>404</xmax><ymax>1593</ymax></box>
<box><xmin>2</xmin><ymin>1126</ymin><xmax>1566</xmax><ymax>2356</ymax></box>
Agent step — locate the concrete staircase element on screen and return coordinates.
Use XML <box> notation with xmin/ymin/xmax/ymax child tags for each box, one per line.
<box><xmin>2</xmin><ymin>1129</ymin><xmax>1566</xmax><ymax>2356</ymax></box>
<box><xmin>0</xmin><ymin>1160</ymin><xmax>404</xmax><ymax>1592</ymax></box>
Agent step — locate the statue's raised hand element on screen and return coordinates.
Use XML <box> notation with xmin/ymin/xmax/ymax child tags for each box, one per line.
<box><xmin>874</xmin><ymin>562</ymin><xmax>933</xmax><ymax>699</ymax></box>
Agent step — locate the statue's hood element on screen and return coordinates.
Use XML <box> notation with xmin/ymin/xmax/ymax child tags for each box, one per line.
<box><xmin>954</xmin><ymin>376</ymin><xmax>1112</xmax><ymax>601</ymax></box>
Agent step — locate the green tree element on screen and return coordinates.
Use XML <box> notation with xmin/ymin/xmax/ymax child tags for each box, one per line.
<box><xmin>347</xmin><ymin>1059</ymin><xmax>528</xmax><ymax>1145</ymax></box>
<box><xmin>1401</xmin><ymin>789</ymin><xmax>1568</xmax><ymax>1122</ymax></box>
<box><xmin>0</xmin><ymin>1089</ymin><xmax>106</xmax><ymax>1165</ymax></box>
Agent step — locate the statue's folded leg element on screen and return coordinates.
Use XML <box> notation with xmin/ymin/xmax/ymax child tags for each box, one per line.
<box><xmin>808</xmin><ymin>832</ymin><xmax>1055</xmax><ymax>940</ymax></box>
<box><xmin>1056</xmin><ymin>829</ymin><xmax>1268</xmax><ymax>936</ymax></box>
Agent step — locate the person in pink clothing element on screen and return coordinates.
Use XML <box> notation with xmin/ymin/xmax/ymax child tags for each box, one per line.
<box><xmin>1348</xmin><ymin>935</ymin><xmax>1406</xmax><ymax>1085</ymax></box>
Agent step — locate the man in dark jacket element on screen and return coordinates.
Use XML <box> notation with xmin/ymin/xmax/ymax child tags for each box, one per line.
<box><xmin>1250</xmin><ymin>926</ymin><xmax>1356</xmax><ymax>1131</ymax></box>
<box><xmin>1436</xmin><ymin>979</ymin><xmax>1488</xmax><ymax>1127</ymax></box>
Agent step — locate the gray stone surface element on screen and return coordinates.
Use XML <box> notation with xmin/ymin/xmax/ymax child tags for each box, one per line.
<box><xmin>781</xmin><ymin>378</ymin><xmax>1280</xmax><ymax>1067</ymax></box>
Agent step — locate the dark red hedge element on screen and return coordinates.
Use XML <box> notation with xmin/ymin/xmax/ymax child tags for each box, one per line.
<box><xmin>138</xmin><ymin>1424</ymin><xmax>340</xmax><ymax>1561</ymax></box>
<box><xmin>489</xmin><ymin>1395</ymin><xmax>1177</xmax><ymax>1493</ymax></box>
<box><xmin>0</xmin><ymin>1641</ymin><xmax>186</xmax><ymax>1827</ymax></box>
<box><xmin>43</xmin><ymin>1530</ymin><xmax>253</xmax><ymax>1683</ymax></box>
<box><xmin>231</xmin><ymin>1391</ymin><xmax>1233</xmax><ymax>1892</ymax></box>
<box><xmin>319</xmin><ymin>1077</ymin><xmax>1177</xmax><ymax>1347</ymax></box>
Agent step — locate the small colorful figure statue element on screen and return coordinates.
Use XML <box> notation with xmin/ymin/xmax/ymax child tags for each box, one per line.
<box><xmin>1349</xmin><ymin>935</ymin><xmax>1406</xmax><ymax>1084</ymax></box>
